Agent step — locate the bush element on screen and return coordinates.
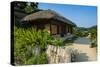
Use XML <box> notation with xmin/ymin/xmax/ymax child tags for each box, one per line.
<box><xmin>14</xmin><ymin>27</ymin><xmax>51</xmax><ymax>65</ymax></box>
<box><xmin>14</xmin><ymin>27</ymin><xmax>65</xmax><ymax>65</ymax></box>
<box><xmin>51</xmin><ymin>38</ymin><xmax>64</xmax><ymax>46</ymax></box>
<box><xmin>89</xmin><ymin>28</ymin><xmax>97</xmax><ymax>48</ymax></box>
<box><xmin>90</xmin><ymin>39</ymin><xmax>97</xmax><ymax>48</ymax></box>
<box><xmin>25</xmin><ymin>52</ymin><xmax>48</xmax><ymax>65</ymax></box>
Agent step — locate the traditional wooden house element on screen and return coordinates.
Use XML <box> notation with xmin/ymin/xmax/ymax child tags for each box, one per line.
<box><xmin>21</xmin><ymin>9</ymin><xmax>76</xmax><ymax>37</ymax></box>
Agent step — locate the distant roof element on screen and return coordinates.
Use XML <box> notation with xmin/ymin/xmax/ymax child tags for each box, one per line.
<box><xmin>21</xmin><ymin>9</ymin><xmax>76</xmax><ymax>26</ymax></box>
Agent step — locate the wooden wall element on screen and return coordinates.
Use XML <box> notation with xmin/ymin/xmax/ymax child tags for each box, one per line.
<box><xmin>31</xmin><ymin>20</ymin><xmax>73</xmax><ymax>35</ymax></box>
<box><xmin>45</xmin><ymin>24</ymin><xmax>50</xmax><ymax>33</ymax></box>
<box><xmin>45</xmin><ymin>24</ymin><xmax>57</xmax><ymax>35</ymax></box>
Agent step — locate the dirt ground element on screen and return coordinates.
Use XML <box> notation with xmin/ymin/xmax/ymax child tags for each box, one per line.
<box><xmin>72</xmin><ymin>37</ymin><xmax>97</xmax><ymax>61</ymax></box>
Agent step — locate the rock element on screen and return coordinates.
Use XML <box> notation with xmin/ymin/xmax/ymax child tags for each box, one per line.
<box><xmin>46</xmin><ymin>45</ymin><xmax>71</xmax><ymax>64</ymax></box>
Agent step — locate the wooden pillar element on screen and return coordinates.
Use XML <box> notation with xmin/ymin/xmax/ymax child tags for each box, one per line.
<box><xmin>50</xmin><ymin>23</ymin><xmax>52</xmax><ymax>35</ymax></box>
<box><xmin>68</xmin><ymin>26</ymin><xmax>69</xmax><ymax>33</ymax></box>
<box><xmin>69</xmin><ymin>26</ymin><xmax>70</xmax><ymax>33</ymax></box>
<box><xmin>69</xmin><ymin>26</ymin><xmax>71</xmax><ymax>33</ymax></box>
<box><xmin>66</xmin><ymin>25</ymin><xmax>68</xmax><ymax>33</ymax></box>
<box><xmin>70</xmin><ymin>26</ymin><xmax>72</xmax><ymax>34</ymax></box>
<box><xmin>70</xmin><ymin>26</ymin><xmax>73</xmax><ymax>34</ymax></box>
<box><xmin>57</xmin><ymin>25</ymin><xmax>59</xmax><ymax>34</ymax></box>
<box><xmin>71</xmin><ymin>27</ymin><xmax>73</xmax><ymax>34</ymax></box>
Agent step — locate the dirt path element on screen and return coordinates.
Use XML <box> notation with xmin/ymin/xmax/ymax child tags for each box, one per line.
<box><xmin>47</xmin><ymin>37</ymin><xmax>97</xmax><ymax>63</ymax></box>
<box><xmin>72</xmin><ymin>37</ymin><xmax>97</xmax><ymax>62</ymax></box>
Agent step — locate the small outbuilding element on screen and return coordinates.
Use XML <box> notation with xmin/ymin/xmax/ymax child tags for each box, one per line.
<box><xmin>21</xmin><ymin>9</ymin><xmax>76</xmax><ymax>37</ymax></box>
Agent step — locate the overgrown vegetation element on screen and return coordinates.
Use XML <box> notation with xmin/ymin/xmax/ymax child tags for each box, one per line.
<box><xmin>73</xmin><ymin>25</ymin><xmax>97</xmax><ymax>48</ymax></box>
<box><xmin>14</xmin><ymin>27</ymin><xmax>64</xmax><ymax>65</ymax></box>
<box><xmin>89</xmin><ymin>26</ymin><xmax>97</xmax><ymax>47</ymax></box>
<box><xmin>14</xmin><ymin>1</ymin><xmax>39</xmax><ymax>13</ymax></box>
<box><xmin>73</xmin><ymin>27</ymin><xmax>89</xmax><ymax>37</ymax></box>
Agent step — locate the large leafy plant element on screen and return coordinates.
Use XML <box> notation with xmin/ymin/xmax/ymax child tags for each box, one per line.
<box><xmin>14</xmin><ymin>27</ymin><xmax>64</xmax><ymax>65</ymax></box>
<box><xmin>14</xmin><ymin>27</ymin><xmax>50</xmax><ymax>65</ymax></box>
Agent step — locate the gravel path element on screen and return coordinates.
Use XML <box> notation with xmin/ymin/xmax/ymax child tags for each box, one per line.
<box><xmin>72</xmin><ymin>37</ymin><xmax>97</xmax><ymax>62</ymax></box>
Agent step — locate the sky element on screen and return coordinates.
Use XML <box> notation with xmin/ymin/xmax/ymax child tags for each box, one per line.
<box><xmin>38</xmin><ymin>3</ymin><xmax>97</xmax><ymax>28</ymax></box>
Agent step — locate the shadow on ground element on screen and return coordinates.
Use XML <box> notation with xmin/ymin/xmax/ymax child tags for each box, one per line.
<box><xmin>67</xmin><ymin>48</ymin><xmax>89</xmax><ymax>62</ymax></box>
<box><xmin>75</xmin><ymin>52</ymin><xmax>89</xmax><ymax>62</ymax></box>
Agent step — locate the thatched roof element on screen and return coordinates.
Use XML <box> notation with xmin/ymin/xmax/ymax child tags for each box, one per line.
<box><xmin>21</xmin><ymin>9</ymin><xmax>76</xmax><ymax>26</ymax></box>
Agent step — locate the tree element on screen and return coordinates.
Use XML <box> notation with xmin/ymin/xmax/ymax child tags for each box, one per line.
<box><xmin>14</xmin><ymin>1</ymin><xmax>39</xmax><ymax>13</ymax></box>
<box><xmin>88</xmin><ymin>25</ymin><xmax>97</xmax><ymax>47</ymax></box>
<box><xmin>14</xmin><ymin>1</ymin><xmax>27</xmax><ymax>9</ymax></box>
<box><xmin>30</xmin><ymin>2</ymin><xmax>38</xmax><ymax>9</ymax></box>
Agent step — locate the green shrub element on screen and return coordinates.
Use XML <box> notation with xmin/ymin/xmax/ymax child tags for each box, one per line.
<box><xmin>51</xmin><ymin>38</ymin><xmax>64</xmax><ymax>46</ymax></box>
<box><xmin>90</xmin><ymin>39</ymin><xmax>97</xmax><ymax>48</ymax></box>
<box><xmin>89</xmin><ymin>28</ymin><xmax>97</xmax><ymax>48</ymax></box>
<box><xmin>14</xmin><ymin>27</ymin><xmax>50</xmax><ymax>65</ymax></box>
<box><xmin>14</xmin><ymin>27</ymin><xmax>64</xmax><ymax>65</ymax></box>
<box><xmin>25</xmin><ymin>52</ymin><xmax>48</xmax><ymax>65</ymax></box>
